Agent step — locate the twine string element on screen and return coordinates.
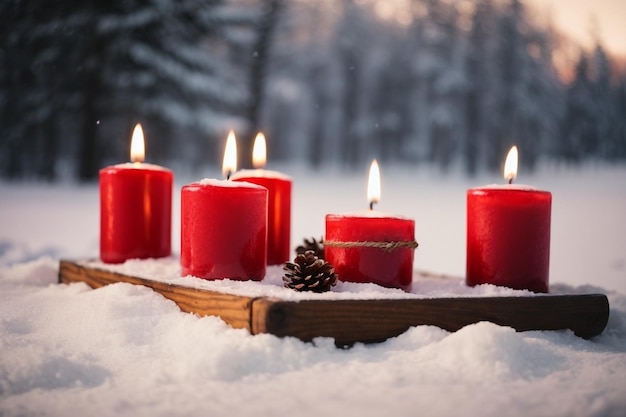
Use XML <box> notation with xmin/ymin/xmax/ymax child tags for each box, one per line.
<box><xmin>324</xmin><ymin>240</ymin><xmax>419</xmax><ymax>252</ymax></box>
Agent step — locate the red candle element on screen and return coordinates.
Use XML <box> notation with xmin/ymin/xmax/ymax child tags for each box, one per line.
<box><xmin>466</xmin><ymin>146</ymin><xmax>552</xmax><ymax>293</ymax></box>
<box><xmin>231</xmin><ymin>132</ymin><xmax>291</xmax><ymax>265</ymax></box>
<box><xmin>325</xmin><ymin>160</ymin><xmax>417</xmax><ymax>292</ymax></box>
<box><xmin>100</xmin><ymin>124</ymin><xmax>173</xmax><ymax>264</ymax></box>
<box><xmin>180</xmin><ymin>131</ymin><xmax>268</xmax><ymax>280</ymax></box>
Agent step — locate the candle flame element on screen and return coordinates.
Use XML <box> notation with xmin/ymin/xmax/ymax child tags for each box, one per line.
<box><xmin>222</xmin><ymin>130</ymin><xmax>237</xmax><ymax>179</ymax></box>
<box><xmin>130</xmin><ymin>123</ymin><xmax>145</xmax><ymax>163</ymax></box>
<box><xmin>504</xmin><ymin>146</ymin><xmax>518</xmax><ymax>183</ymax></box>
<box><xmin>252</xmin><ymin>132</ymin><xmax>266</xmax><ymax>169</ymax></box>
<box><xmin>367</xmin><ymin>159</ymin><xmax>381</xmax><ymax>210</ymax></box>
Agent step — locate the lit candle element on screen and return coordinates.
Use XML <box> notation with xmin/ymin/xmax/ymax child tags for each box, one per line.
<box><xmin>325</xmin><ymin>160</ymin><xmax>418</xmax><ymax>292</ymax></box>
<box><xmin>466</xmin><ymin>146</ymin><xmax>552</xmax><ymax>293</ymax></box>
<box><xmin>99</xmin><ymin>124</ymin><xmax>173</xmax><ymax>263</ymax></box>
<box><xmin>180</xmin><ymin>131</ymin><xmax>268</xmax><ymax>281</ymax></box>
<box><xmin>231</xmin><ymin>132</ymin><xmax>292</xmax><ymax>265</ymax></box>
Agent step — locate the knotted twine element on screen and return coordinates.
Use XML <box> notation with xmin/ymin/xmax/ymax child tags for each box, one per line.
<box><xmin>324</xmin><ymin>240</ymin><xmax>419</xmax><ymax>252</ymax></box>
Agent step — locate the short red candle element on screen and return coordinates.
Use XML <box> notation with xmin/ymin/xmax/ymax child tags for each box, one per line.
<box><xmin>180</xmin><ymin>179</ymin><xmax>268</xmax><ymax>281</ymax></box>
<box><xmin>325</xmin><ymin>212</ymin><xmax>415</xmax><ymax>291</ymax></box>
<box><xmin>325</xmin><ymin>159</ymin><xmax>416</xmax><ymax>292</ymax></box>
<box><xmin>466</xmin><ymin>186</ymin><xmax>552</xmax><ymax>293</ymax></box>
<box><xmin>100</xmin><ymin>124</ymin><xmax>173</xmax><ymax>264</ymax></box>
<box><xmin>232</xmin><ymin>170</ymin><xmax>291</xmax><ymax>265</ymax></box>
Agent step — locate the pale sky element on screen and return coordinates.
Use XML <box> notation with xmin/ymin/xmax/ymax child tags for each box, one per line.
<box><xmin>526</xmin><ymin>0</ymin><xmax>626</xmax><ymax>55</ymax></box>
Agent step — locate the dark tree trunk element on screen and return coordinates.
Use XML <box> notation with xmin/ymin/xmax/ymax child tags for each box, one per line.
<box><xmin>5</xmin><ymin>143</ymin><xmax>22</xmax><ymax>179</ymax></box>
<box><xmin>341</xmin><ymin>41</ymin><xmax>360</xmax><ymax>168</ymax></box>
<box><xmin>464</xmin><ymin>90</ymin><xmax>480</xmax><ymax>176</ymax></box>
<box><xmin>309</xmin><ymin>71</ymin><xmax>326</xmax><ymax>168</ymax></box>
<box><xmin>39</xmin><ymin>113</ymin><xmax>58</xmax><ymax>181</ymax></box>
<box><xmin>77</xmin><ymin>28</ymin><xmax>104</xmax><ymax>182</ymax></box>
<box><xmin>78</xmin><ymin>75</ymin><xmax>101</xmax><ymax>181</ymax></box>
<box><xmin>243</xmin><ymin>0</ymin><xmax>282</xmax><ymax>168</ymax></box>
<box><xmin>1</xmin><ymin>24</ymin><xmax>25</xmax><ymax>179</ymax></box>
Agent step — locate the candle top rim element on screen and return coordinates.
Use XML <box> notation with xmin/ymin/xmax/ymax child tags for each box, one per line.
<box><xmin>103</xmin><ymin>162</ymin><xmax>172</xmax><ymax>172</ymax></box>
<box><xmin>230</xmin><ymin>169</ymin><xmax>291</xmax><ymax>180</ymax></box>
<box><xmin>470</xmin><ymin>184</ymin><xmax>549</xmax><ymax>192</ymax></box>
<box><xmin>190</xmin><ymin>178</ymin><xmax>268</xmax><ymax>189</ymax></box>
<box><xmin>326</xmin><ymin>211</ymin><xmax>412</xmax><ymax>220</ymax></box>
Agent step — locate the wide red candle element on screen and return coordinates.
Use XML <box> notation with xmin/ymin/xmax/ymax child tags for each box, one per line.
<box><xmin>180</xmin><ymin>179</ymin><xmax>268</xmax><ymax>281</ymax></box>
<box><xmin>466</xmin><ymin>146</ymin><xmax>552</xmax><ymax>293</ymax></box>
<box><xmin>324</xmin><ymin>160</ymin><xmax>417</xmax><ymax>292</ymax></box>
<box><xmin>232</xmin><ymin>169</ymin><xmax>291</xmax><ymax>265</ymax></box>
<box><xmin>100</xmin><ymin>125</ymin><xmax>173</xmax><ymax>264</ymax></box>
<box><xmin>466</xmin><ymin>186</ymin><xmax>552</xmax><ymax>292</ymax></box>
<box><xmin>325</xmin><ymin>212</ymin><xmax>415</xmax><ymax>291</ymax></box>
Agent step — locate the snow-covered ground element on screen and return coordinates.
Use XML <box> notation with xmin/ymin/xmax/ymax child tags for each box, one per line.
<box><xmin>1</xmin><ymin>164</ymin><xmax>625</xmax><ymax>416</ymax></box>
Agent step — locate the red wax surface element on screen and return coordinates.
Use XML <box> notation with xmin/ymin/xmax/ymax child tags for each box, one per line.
<box><xmin>100</xmin><ymin>163</ymin><xmax>173</xmax><ymax>264</ymax></box>
<box><xmin>232</xmin><ymin>170</ymin><xmax>291</xmax><ymax>265</ymax></box>
<box><xmin>325</xmin><ymin>213</ymin><xmax>415</xmax><ymax>292</ymax></box>
<box><xmin>466</xmin><ymin>186</ymin><xmax>552</xmax><ymax>293</ymax></box>
<box><xmin>181</xmin><ymin>179</ymin><xmax>268</xmax><ymax>281</ymax></box>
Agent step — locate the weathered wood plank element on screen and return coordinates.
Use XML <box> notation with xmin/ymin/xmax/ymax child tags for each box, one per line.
<box><xmin>58</xmin><ymin>260</ymin><xmax>254</xmax><ymax>330</ymax></box>
<box><xmin>251</xmin><ymin>295</ymin><xmax>609</xmax><ymax>345</ymax></box>
<box><xmin>59</xmin><ymin>260</ymin><xmax>610</xmax><ymax>345</ymax></box>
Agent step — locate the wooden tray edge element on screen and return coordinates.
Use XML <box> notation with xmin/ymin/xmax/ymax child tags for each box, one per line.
<box><xmin>58</xmin><ymin>260</ymin><xmax>610</xmax><ymax>345</ymax></box>
<box><xmin>58</xmin><ymin>260</ymin><xmax>256</xmax><ymax>331</ymax></box>
<box><xmin>251</xmin><ymin>295</ymin><xmax>610</xmax><ymax>346</ymax></box>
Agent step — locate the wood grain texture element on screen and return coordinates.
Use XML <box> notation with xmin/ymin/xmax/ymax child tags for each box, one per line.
<box><xmin>58</xmin><ymin>260</ymin><xmax>254</xmax><ymax>330</ymax></box>
<box><xmin>59</xmin><ymin>260</ymin><xmax>609</xmax><ymax>345</ymax></box>
<box><xmin>251</xmin><ymin>295</ymin><xmax>609</xmax><ymax>346</ymax></box>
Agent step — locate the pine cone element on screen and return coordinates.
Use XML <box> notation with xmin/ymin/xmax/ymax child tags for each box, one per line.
<box><xmin>295</xmin><ymin>237</ymin><xmax>324</xmax><ymax>259</ymax></box>
<box><xmin>283</xmin><ymin>250</ymin><xmax>337</xmax><ymax>292</ymax></box>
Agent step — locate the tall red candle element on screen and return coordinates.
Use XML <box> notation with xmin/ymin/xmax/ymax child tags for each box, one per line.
<box><xmin>325</xmin><ymin>160</ymin><xmax>417</xmax><ymax>292</ymax></box>
<box><xmin>231</xmin><ymin>133</ymin><xmax>291</xmax><ymax>265</ymax></box>
<box><xmin>466</xmin><ymin>146</ymin><xmax>552</xmax><ymax>293</ymax></box>
<box><xmin>100</xmin><ymin>124</ymin><xmax>173</xmax><ymax>264</ymax></box>
<box><xmin>180</xmin><ymin>131</ymin><xmax>268</xmax><ymax>281</ymax></box>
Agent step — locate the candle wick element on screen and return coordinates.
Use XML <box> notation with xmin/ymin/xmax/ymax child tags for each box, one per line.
<box><xmin>369</xmin><ymin>201</ymin><xmax>375</xmax><ymax>211</ymax></box>
<box><xmin>508</xmin><ymin>177</ymin><xmax>513</xmax><ymax>185</ymax></box>
<box><xmin>226</xmin><ymin>170</ymin><xmax>232</xmax><ymax>181</ymax></box>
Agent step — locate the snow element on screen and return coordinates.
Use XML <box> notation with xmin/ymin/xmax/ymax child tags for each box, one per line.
<box><xmin>230</xmin><ymin>169</ymin><xmax>292</xmax><ymax>181</ymax></box>
<box><xmin>1</xmin><ymin>164</ymin><xmax>626</xmax><ymax>417</ymax></box>
<box><xmin>328</xmin><ymin>210</ymin><xmax>412</xmax><ymax>219</ymax></box>
<box><xmin>470</xmin><ymin>183</ymin><xmax>542</xmax><ymax>191</ymax></box>
<box><xmin>83</xmin><ymin>258</ymin><xmax>540</xmax><ymax>300</ymax></box>
<box><xmin>194</xmin><ymin>178</ymin><xmax>267</xmax><ymax>189</ymax></box>
<box><xmin>106</xmin><ymin>162</ymin><xmax>172</xmax><ymax>172</ymax></box>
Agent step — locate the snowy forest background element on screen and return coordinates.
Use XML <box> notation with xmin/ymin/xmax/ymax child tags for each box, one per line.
<box><xmin>1</xmin><ymin>0</ymin><xmax>625</xmax><ymax>182</ymax></box>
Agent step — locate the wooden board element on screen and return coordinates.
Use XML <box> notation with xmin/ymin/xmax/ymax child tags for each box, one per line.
<box><xmin>59</xmin><ymin>260</ymin><xmax>610</xmax><ymax>345</ymax></box>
